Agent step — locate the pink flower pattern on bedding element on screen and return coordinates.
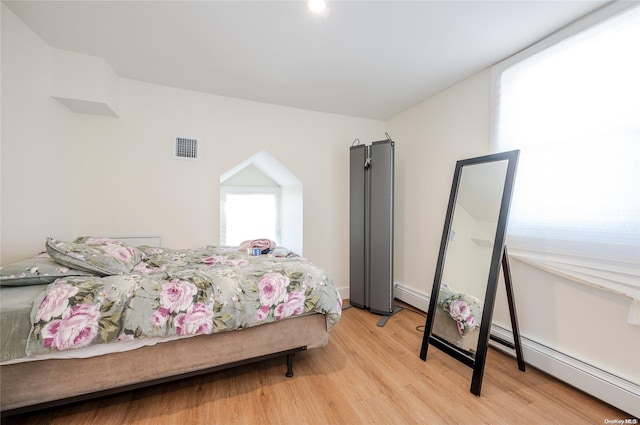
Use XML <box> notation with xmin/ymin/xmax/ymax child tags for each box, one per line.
<box><xmin>174</xmin><ymin>302</ymin><xmax>214</xmax><ymax>336</ymax></box>
<box><xmin>41</xmin><ymin>303</ymin><xmax>101</xmax><ymax>351</ymax></box>
<box><xmin>26</xmin><ymin>245</ymin><xmax>342</xmax><ymax>356</ymax></box>
<box><xmin>34</xmin><ymin>283</ymin><xmax>79</xmax><ymax>323</ymax></box>
<box><xmin>258</xmin><ymin>272</ymin><xmax>290</xmax><ymax>307</ymax></box>
<box><xmin>160</xmin><ymin>279</ymin><xmax>198</xmax><ymax>313</ymax></box>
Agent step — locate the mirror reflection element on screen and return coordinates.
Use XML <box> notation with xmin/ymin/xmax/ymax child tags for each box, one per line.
<box><xmin>431</xmin><ymin>160</ymin><xmax>509</xmax><ymax>355</ymax></box>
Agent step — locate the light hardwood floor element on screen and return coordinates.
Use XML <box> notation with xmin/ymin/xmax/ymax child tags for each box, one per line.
<box><xmin>3</xmin><ymin>302</ymin><xmax>634</xmax><ymax>425</ymax></box>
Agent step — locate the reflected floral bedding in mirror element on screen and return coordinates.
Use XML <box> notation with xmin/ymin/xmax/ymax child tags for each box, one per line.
<box><xmin>437</xmin><ymin>284</ymin><xmax>482</xmax><ymax>337</ymax></box>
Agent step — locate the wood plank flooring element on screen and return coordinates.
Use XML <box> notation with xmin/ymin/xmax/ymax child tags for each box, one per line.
<box><xmin>3</xmin><ymin>302</ymin><xmax>634</xmax><ymax>425</ymax></box>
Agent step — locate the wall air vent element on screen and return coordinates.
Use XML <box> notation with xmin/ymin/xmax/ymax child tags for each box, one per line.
<box><xmin>174</xmin><ymin>137</ymin><xmax>199</xmax><ymax>160</ymax></box>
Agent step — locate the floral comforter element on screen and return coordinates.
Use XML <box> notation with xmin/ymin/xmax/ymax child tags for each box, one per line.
<box><xmin>26</xmin><ymin>246</ymin><xmax>342</xmax><ymax>356</ymax></box>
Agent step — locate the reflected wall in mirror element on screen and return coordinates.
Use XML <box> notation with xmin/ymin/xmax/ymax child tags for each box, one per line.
<box><xmin>420</xmin><ymin>150</ymin><xmax>524</xmax><ymax>397</ymax></box>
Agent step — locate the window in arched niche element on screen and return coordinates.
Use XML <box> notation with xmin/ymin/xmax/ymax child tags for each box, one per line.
<box><xmin>220</xmin><ymin>151</ymin><xmax>303</xmax><ymax>255</ymax></box>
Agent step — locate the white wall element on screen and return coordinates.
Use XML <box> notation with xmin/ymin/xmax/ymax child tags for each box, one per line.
<box><xmin>1</xmin><ymin>5</ymin><xmax>77</xmax><ymax>261</ymax></box>
<box><xmin>387</xmin><ymin>70</ymin><xmax>492</xmax><ymax>298</ymax></box>
<box><xmin>0</xmin><ymin>5</ymin><xmax>386</xmax><ymax>296</ymax></box>
<box><xmin>387</xmin><ymin>69</ymin><xmax>640</xmax><ymax>415</ymax></box>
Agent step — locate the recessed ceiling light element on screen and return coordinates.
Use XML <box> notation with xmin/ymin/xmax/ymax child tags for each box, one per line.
<box><xmin>307</xmin><ymin>0</ymin><xmax>327</xmax><ymax>14</ymax></box>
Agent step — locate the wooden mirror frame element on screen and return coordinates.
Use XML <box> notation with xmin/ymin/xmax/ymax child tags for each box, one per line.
<box><xmin>419</xmin><ymin>150</ymin><xmax>524</xmax><ymax>396</ymax></box>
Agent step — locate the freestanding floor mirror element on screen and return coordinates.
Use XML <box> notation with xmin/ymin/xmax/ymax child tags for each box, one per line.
<box><xmin>419</xmin><ymin>150</ymin><xmax>525</xmax><ymax>396</ymax></box>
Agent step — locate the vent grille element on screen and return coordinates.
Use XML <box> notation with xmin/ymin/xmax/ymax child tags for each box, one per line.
<box><xmin>174</xmin><ymin>137</ymin><xmax>199</xmax><ymax>160</ymax></box>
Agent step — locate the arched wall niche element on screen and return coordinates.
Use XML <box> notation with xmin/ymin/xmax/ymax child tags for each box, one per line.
<box><xmin>220</xmin><ymin>150</ymin><xmax>303</xmax><ymax>255</ymax></box>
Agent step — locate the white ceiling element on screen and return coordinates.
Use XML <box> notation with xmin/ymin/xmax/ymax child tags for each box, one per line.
<box><xmin>3</xmin><ymin>0</ymin><xmax>610</xmax><ymax>120</ymax></box>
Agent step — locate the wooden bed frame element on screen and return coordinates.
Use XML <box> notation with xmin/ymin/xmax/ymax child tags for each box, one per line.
<box><xmin>1</xmin><ymin>313</ymin><xmax>328</xmax><ymax>416</ymax></box>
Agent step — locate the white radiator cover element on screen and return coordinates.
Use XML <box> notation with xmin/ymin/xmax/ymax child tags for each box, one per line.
<box><xmin>394</xmin><ymin>282</ymin><xmax>640</xmax><ymax>417</ymax></box>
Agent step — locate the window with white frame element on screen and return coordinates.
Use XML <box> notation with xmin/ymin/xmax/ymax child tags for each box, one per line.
<box><xmin>220</xmin><ymin>186</ymin><xmax>281</xmax><ymax>246</ymax></box>
<box><xmin>493</xmin><ymin>3</ymin><xmax>640</xmax><ymax>323</ymax></box>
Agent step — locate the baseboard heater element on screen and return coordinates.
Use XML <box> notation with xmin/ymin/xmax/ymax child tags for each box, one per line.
<box><xmin>394</xmin><ymin>282</ymin><xmax>640</xmax><ymax>417</ymax></box>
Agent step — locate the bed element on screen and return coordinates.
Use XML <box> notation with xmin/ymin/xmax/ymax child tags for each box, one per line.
<box><xmin>0</xmin><ymin>237</ymin><xmax>342</xmax><ymax>415</ymax></box>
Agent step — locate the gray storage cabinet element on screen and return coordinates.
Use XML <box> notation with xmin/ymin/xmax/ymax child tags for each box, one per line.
<box><xmin>349</xmin><ymin>140</ymin><xmax>394</xmax><ymax>315</ymax></box>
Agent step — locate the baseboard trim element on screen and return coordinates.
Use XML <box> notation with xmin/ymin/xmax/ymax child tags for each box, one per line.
<box><xmin>337</xmin><ymin>286</ymin><xmax>349</xmax><ymax>302</ymax></box>
<box><xmin>394</xmin><ymin>282</ymin><xmax>640</xmax><ymax>417</ymax></box>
